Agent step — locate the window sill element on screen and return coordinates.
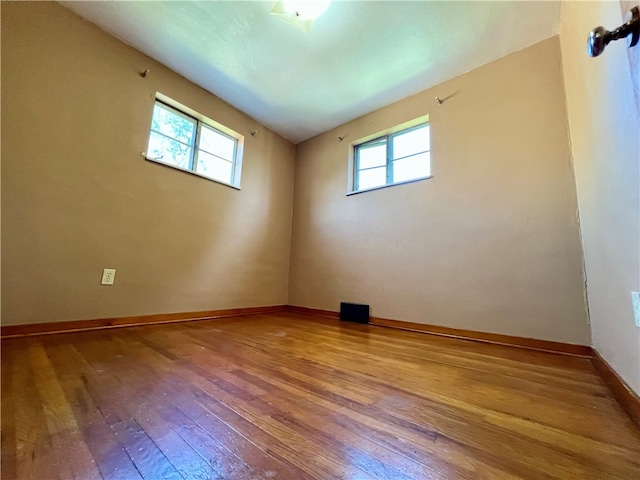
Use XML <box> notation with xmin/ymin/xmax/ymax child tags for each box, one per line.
<box><xmin>346</xmin><ymin>175</ymin><xmax>433</xmax><ymax>196</ymax></box>
<box><xmin>145</xmin><ymin>157</ymin><xmax>241</xmax><ymax>190</ymax></box>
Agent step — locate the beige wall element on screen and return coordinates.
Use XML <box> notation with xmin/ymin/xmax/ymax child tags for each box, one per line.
<box><xmin>1</xmin><ymin>2</ymin><xmax>296</xmax><ymax>325</ymax></box>
<box><xmin>2</xmin><ymin>2</ymin><xmax>611</xmax><ymax>354</ymax></box>
<box><xmin>560</xmin><ymin>1</ymin><xmax>640</xmax><ymax>393</ymax></box>
<box><xmin>289</xmin><ymin>37</ymin><xmax>592</xmax><ymax>345</ymax></box>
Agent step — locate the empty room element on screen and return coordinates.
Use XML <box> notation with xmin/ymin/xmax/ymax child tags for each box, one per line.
<box><xmin>2</xmin><ymin>1</ymin><xmax>640</xmax><ymax>479</ymax></box>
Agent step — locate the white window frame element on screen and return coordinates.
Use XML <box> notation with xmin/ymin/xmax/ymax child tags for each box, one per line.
<box><xmin>146</xmin><ymin>93</ymin><xmax>244</xmax><ymax>189</ymax></box>
<box><xmin>350</xmin><ymin>121</ymin><xmax>431</xmax><ymax>194</ymax></box>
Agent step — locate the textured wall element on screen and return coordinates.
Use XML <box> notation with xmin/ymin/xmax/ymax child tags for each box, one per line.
<box><xmin>2</xmin><ymin>2</ymin><xmax>608</xmax><ymax>353</ymax></box>
<box><xmin>1</xmin><ymin>2</ymin><xmax>296</xmax><ymax>325</ymax></box>
<box><xmin>560</xmin><ymin>1</ymin><xmax>640</xmax><ymax>393</ymax></box>
<box><xmin>289</xmin><ymin>37</ymin><xmax>591</xmax><ymax>345</ymax></box>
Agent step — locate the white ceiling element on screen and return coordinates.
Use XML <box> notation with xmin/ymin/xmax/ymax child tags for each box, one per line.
<box><xmin>60</xmin><ymin>1</ymin><xmax>561</xmax><ymax>144</ymax></box>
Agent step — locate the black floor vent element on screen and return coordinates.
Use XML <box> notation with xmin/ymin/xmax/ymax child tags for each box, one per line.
<box><xmin>340</xmin><ymin>302</ymin><xmax>370</xmax><ymax>324</ymax></box>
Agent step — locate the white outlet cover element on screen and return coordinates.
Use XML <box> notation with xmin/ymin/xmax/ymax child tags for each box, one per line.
<box><xmin>632</xmin><ymin>292</ymin><xmax>640</xmax><ymax>328</ymax></box>
<box><xmin>101</xmin><ymin>268</ymin><xmax>116</xmax><ymax>285</ymax></box>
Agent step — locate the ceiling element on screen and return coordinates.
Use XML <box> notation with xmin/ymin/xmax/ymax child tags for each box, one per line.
<box><xmin>60</xmin><ymin>1</ymin><xmax>561</xmax><ymax>144</ymax></box>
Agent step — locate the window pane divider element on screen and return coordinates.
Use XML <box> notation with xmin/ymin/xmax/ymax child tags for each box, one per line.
<box><xmin>353</xmin><ymin>122</ymin><xmax>430</xmax><ymax>193</ymax></box>
<box><xmin>386</xmin><ymin>134</ymin><xmax>394</xmax><ymax>184</ymax></box>
<box><xmin>147</xmin><ymin>97</ymin><xmax>242</xmax><ymax>187</ymax></box>
<box><xmin>198</xmin><ymin>149</ymin><xmax>234</xmax><ymax>163</ymax></box>
<box><xmin>357</xmin><ymin>164</ymin><xmax>386</xmax><ymax>172</ymax></box>
<box><xmin>392</xmin><ymin>149</ymin><xmax>430</xmax><ymax>162</ymax></box>
<box><xmin>150</xmin><ymin>129</ymin><xmax>194</xmax><ymax>149</ymax></box>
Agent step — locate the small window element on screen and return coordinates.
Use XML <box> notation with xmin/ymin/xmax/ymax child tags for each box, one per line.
<box><xmin>353</xmin><ymin>123</ymin><xmax>430</xmax><ymax>192</ymax></box>
<box><xmin>146</xmin><ymin>98</ymin><xmax>242</xmax><ymax>188</ymax></box>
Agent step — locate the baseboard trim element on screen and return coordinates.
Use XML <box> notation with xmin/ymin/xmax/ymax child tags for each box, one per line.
<box><xmin>370</xmin><ymin>317</ymin><xmax>593</xmax><ymax>357</ymax></box>
<box><xmin>286</xmin><ymin>305</ymin><xmax>340</xmax><ymax>318</ymax></box>
<box><xmin>0</xmin><ymin>305</ymin><xmax>287</xmax><ymax>339</ymax></box>
<box><xmin>3</xmin><ymin>303</ymin><xmax>638</xmax><ymax>429</ymax></box>
<box><xmin>290</xmin><ymin>307</ymin><xmax>640</xmax><ymax>427</ymax></box>
<box><xmin>2</xmin><ymin>304</ymin><xmax>593</xmax><ymax>358</ymax></box>
<box><xmin>286</xmin><ymin>305</ymin><xmax>592</xmax><ymax>357</ymax></box>
<box><xmin>591</xmin><ymin>349</ymin><xmax>640</xmax><ymax>429</ymax></box>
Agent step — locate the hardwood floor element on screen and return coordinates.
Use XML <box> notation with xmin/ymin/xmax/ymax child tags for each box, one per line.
<box><xmin>2</xmin><ymin>313</ymin><xmax>639</xmax><ymax>479</ymax></box>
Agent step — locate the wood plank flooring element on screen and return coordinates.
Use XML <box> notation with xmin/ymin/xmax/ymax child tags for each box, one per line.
<box><xmin>2</xmin><ymin>312</ymin><xmax>639</xmax><ymax>479</ymax></box>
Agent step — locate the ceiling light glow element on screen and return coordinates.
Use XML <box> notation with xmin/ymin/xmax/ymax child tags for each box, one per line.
<box><xmin>281</xmin><ymin>1</ymin><xmax>331</xmax><ymax>20</ymax></box>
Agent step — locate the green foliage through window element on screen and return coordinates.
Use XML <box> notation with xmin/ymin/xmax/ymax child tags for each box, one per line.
<box><xmin>147</xmin><ymin>100</ymin><xmax>239</xmax><ymax>186</ymax></box>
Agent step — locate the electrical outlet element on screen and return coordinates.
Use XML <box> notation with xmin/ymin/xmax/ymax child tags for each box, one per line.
<box><xmin>632</xmin><ymin>292</ymin><xmax>640</xmax><ymax>328</ymax></box>
<box><xmin>101</xmin><ymin>268</ymin><xmax>116</xmax><ymax>285</ymax></box>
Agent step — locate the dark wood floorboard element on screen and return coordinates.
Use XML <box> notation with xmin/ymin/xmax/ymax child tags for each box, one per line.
<box><xmin>2</xmin><ymin>312</ymin><xmax>639</xmax><ymax>479</ymax></box>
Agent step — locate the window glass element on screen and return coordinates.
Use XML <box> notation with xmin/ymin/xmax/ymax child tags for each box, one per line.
<box><xmin>358</xmin><ymin>167</ymin><xmax>387</xmax><ymax>190</ymax></box>
<box><xmin>196</xmin><ymin>151</ymin><xmax>233</xmax><ymax>184</ymax></box>
<box><xmin>393</xmin><ymin>152</ymin><xmax>430</xmax><ymax>183</ymax></box>
<box><xmin>199</xmin><ymin>125</ymin><xmax>236</xmax><ymax>161</ymax></box>
<box><xmin>147</xmin><ymin>131</ymin><xmax>192</xmax><ymax>169</ymax></box>
<box><xmin>392</xmin><ymin>125</ymin><xmax>430</xmax><ymax>159</ymax></box>
<box><xmin>146</xmin><ymin>98</ymin><xmax>242</xmax><ymax>188</ymax></box>
<box><xmin>151</xmin><ymin>103</ymin><xmax>196</xmax><ymax>145</ymax></box>
<box><xmin>353</xmin><ymin>122</ymin><xmax>430</xmax><ymax>193</ymax></box>
<box><xmin>358</xmin><ymin>142</ymin><xmax>387</xmax><ymax>169</ymax></box>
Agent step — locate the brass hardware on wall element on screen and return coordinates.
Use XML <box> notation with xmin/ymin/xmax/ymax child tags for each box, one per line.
<box><xmin>587</xmin><ymin>6</ymin><xmax>639</xmax><ymax>57</ymax></box>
